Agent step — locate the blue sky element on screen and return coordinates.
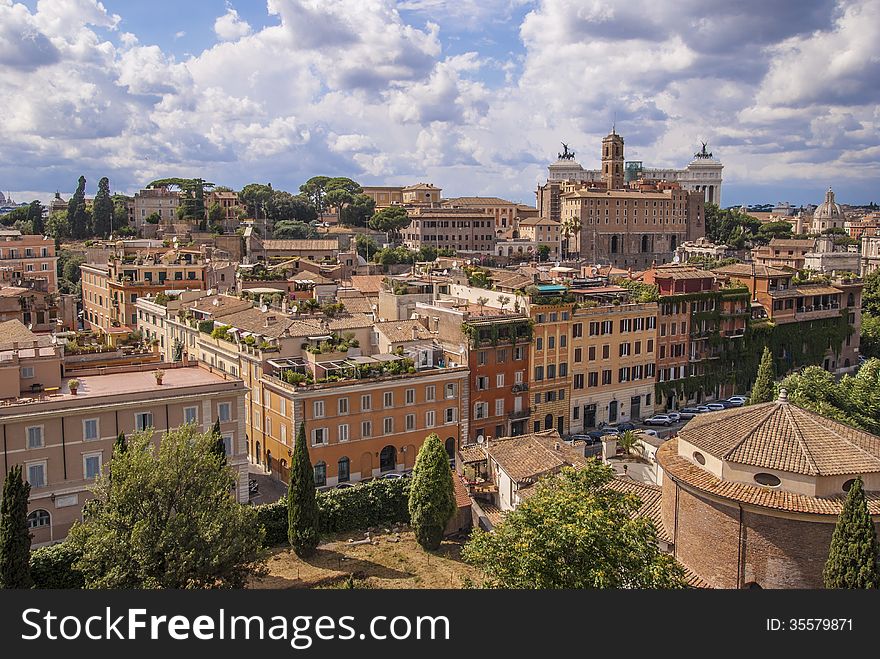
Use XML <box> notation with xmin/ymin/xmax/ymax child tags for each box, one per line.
<box><xmin>2</xmin><ymin>1</ymin><xmax>878</xmax><ymax>208</ymax></box>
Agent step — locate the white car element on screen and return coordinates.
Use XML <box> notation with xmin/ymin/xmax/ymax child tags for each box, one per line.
<box><xmin>705</xmin><ymin>403</ymin><xmax>727</xmax><ymax>412</ymax></box>
<box><xmin>644</xmin><ymin>414</ymin><xmax>673</xmax><ymax>426</ymax></box>
<box><xmin>637</xmin><ymin>429</ymin><xmax>659</xmax><ymax>438</ymax></box>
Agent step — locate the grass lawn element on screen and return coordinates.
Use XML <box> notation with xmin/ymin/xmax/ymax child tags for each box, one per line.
<box><xmin>250</xmin><ymin>530</ymin><xmax>484</xmax><ymax>589</ymax></box>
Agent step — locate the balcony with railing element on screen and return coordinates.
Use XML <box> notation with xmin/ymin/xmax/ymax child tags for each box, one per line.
<box><xmin>508</xmin><ymin>407</ymin><xmax>531</xmax><ymax>420</ymax></box>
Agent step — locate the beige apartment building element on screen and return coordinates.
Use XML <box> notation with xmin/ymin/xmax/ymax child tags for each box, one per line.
<box><xmin>562</xmin><ymin>186</ymin><xmax>705</xmax><ymax>269</ymax></box>
<box><xmin>131</xmin><ymin>186</ymin><xmax>180</xmax><ymax>229</ymax></box>
<box><xmin>0</xmin><ymin>230</ymin><xmax>58</xmax><ymax>293</ymax></box>
<box><xmin>0</xmin><ymin>324</ymin><xmax>247</xmax><ymax>544</ymax></box>
<box><xmin>361</xmin><ymin>183</ymin><xmax>442</xmax><ymax>209</ymax></box>
<box><xmin>569</xmin><ymin>301</ymin><xmax>658</xmax><ymax>431</ymax></box>
<box><xmin>441</xmin><ymin>197</ymin><xmax>522</xmax><ymax>231</ymax></box>
<box><xmin>258</xmin><ymin>352</ymin><xmax>468</xmax><ymax>485</ymax></box>
<box><xmin>401</xmin><ymin>207</ymin><xmax>497</xmax><ymax>254</ymax></box>
<box><xmin>529</xmin><ymin>300</ymin><xmax>574</xmax><ymax>436</ymax></box>
<box><xmin>81</xmin><ymin>249</ymin><xmax>208</xmax><ymax>338</ymax></box>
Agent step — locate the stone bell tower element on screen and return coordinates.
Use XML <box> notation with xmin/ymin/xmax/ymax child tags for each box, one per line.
<box><xmin>601</xmin><ymin>128</ymin><xmax>625</xmax><ymax>190</ymax></box>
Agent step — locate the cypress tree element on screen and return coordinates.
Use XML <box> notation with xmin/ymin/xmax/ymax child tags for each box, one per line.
<box><xmin>92</xmin><ymin>177</ymin><xmax>114</xmax><ymax>238</ymax></box>
<box><xmin>287</xmin><ymin>423</ymin><xmax>319</xmax><ymax>557</ymax></box>
<box><xmin>211</xmin><ymin>418</ymin><xmax>226</xmax><ymax>466</ymax></box>
<box><xmin>750</xmin><ymin>346</ymin><xmax>775</xmax><ymax>404</ymax></box>
<box><xmin>408</xmin><ymin>433</ymin><xmax>456</xmax><ymax>551</ymax></box>
<box><xmin>67</xmin><ymin>176</ymin><xmax>89</xmax><ymax>239</ymax></box>
<box><xmin>0</xmin><ymin>465</ymin><xmax>34</xmax><ymax>588</ymax></box>
<box><xmin>824</xmin><ymin>477</ymin><xmax>880</xmax><ymax>588</ymax></box>
<box><xmin>27</xmin><ymin>201</ymin><xmax>44</xmax><ymax>235</ymax></box>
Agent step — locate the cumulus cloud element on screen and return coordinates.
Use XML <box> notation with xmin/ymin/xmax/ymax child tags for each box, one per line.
<box><xmin>214</xmin><ymin>4</ymin><xmax>252</xmax><ymax>42</ymax></box>
<box><xmin>1</xmin><ymin>0</ymin><xmax>878</xmax><ymax>206</ymax></box>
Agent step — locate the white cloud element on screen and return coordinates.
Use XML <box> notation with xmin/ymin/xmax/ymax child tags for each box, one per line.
<box><xmin>214</xmin><ymin>4</ymin><xmax>252</xmax><ymax>42</ymax></box>
<box><xmin>1</xmin><ymin>0</ymin><xmax>878</xmax><ymax>207</ymax></box>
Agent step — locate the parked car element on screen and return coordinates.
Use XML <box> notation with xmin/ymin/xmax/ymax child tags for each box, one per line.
<box><xmin>570</xmin><ymin>433</ymin><xmax>602</xmax><ymax>445</ymax></box>
<box><xmin>644</xmin><ymin>414</ymin><xmax>673</xmax><ymax>426</ymax></box>
<box><xmin>381</xmin><ymin>472</ymin><xmax>404</xmax><ymax>479</ymax></box>
<box><xmin>666</xmin><ymin>412</ymin><xmax>681</xmax><ymax>423</ymax></box>
<box><xmin>637</xmin><ymin>429</ymin><xmax>659</xmax><ymax>438</ymax></box>
<box><xmin>677</xmin><ymin>409</ymin><xmax>699</xmax><ymax>420</ymax></box>
<box><xmin>335</xmin><ymin>482</ymin><xmax>356</xmax><ymax>489</ymax></box>
<box><xmin>614</xmin><ymin>422</ymin><xmax>636</xmax><ymax>432</ymax></box>
<box><xmin>705</xmin><ymin>403</ymin><xmax>727</xmax><ymax>412</ymax></box>
<box><xmin>586</xmin><ymin>430</ymin><xmax>610</xmax><ymax>443</ymax></box>
<box><xmin>725</xmin><ymin>398</ymin><xmax>745</xmax><ymax>407</ymax></box>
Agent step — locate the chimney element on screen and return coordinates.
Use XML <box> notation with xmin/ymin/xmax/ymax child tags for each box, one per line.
<box><xmin>265</xmin><ymin>315</ymin><xmax>276</xmax><ymax>327</ymax></box>
<box><xmin>554</xmin><ymin>442</ymin><xmax>561</xmax><ymax>451</ymax></box>
<box><xmin>411</xmin><ymin>325</ymin><xmax>419</xmax><ymax>341</ymax></box>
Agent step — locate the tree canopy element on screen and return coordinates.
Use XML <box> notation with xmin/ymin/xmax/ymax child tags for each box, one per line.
<box><xmin>824</xmin><ymin>477</ymin><xmax>880</xmax><ymax>588</ymax></box>
<box><xmin>408</xmin><ymin>434</ymin><xmax>456</xmax><ymax>550</ymax></box>
<box><xmin>463</xmin><ymin>463</ymin><xmax>686</xmax><ymax>588</ymax></box>
<box><xmin>750</xmin><ymin>346</ymin><xmax>775</xmax><ymax>404</ymax></box>
<box><xmin>92</xmin><ymin>177</ymin><xmax>114</xmax><ymax>238</ymax></box>
<box><xmin>67</xmin><ymin>426</ymin><xmax>263</xmax><ymax>588</ymax></box>
<box><xmin>288</xmin><ymin>423</ymin><xmax>320</xmax><ymax>557</ymax></box>
<box><xmin>704</xmin><ymin>203</ymin><xmax>762</xmax><ymax>249</ymax></box>
<box><xmin>0</xmin><ymin>465</ymin><xmax>33</xmax><ymax>588</ymax></box>
<box><xmin>368</xmin><ymin>206</ymin><xmax>410</xmax><ymax>235</ymax></box>
<box><xmin>782</xmin><ymin>360</ymin><xmax>880</xmax><ymax>435</ymax></box>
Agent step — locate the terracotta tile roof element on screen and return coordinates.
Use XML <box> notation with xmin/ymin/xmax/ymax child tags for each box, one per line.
<box><xmin>213</xmin><ymin>307</ymin><xmax>300</xmax><ymax>339</ymax></box>
<box><xmin>651</xmin><ymin>265</ymin><xmax>715</xmax><ymax>280</ymax></box>
<box><xmin>768</xmin><ymin>238</ymin><xmax>816</xmax><ymax>248</ymax></box>
<box><xmin>658</xmin><ymin>439</ymin><xmax>880</xmax><ymax>515</ymax></box>
<box><xmin>488</xmin><ymin>430</ymin><xmax>587</xmax><ymax>485</ymax></box>
<box><xmin>679</xmin><ymin>400</ymin><xmax>880</xmax><ymax>476</ymax></box>
<box><xmin>458</xmin><ymin>443</ymin><xmax>488</xmax><ymax>464</ymax></box>
<box><xmin>0</xmin><ymin>319</ymin><xmax>43</xmax><ymax>348</ymax></box>
<box><xmin>477</xmin><ymin>500</ymin><xmax>506</xmax><ymax>528</ymax></box>
<box><xmin>262</xmin><ymin>239</ymin><xmax>339</xmax><ymax>251</ymax></box>
<box><xmin>605</xmin><ymin>477</ymin><xmax>670</xmax><ymax>543</ymax></box>
<box><xmin>768</xmin><ymin>285</ymin><xmax>843</xmax><ymax>299</ymax></box>
<box><xmin>326</xmin><ymin>314</ymin><xmax>375</xmax><ymax>331</ymax></box>
<box><xmin>517</xmin><ymin>216</ymin><xmax>560</xmax><ymax>226</ymax></box>
<box><xmin>188</xmin><ymin>295</ymin><xmax>252</xmax><ymax>316</ymax></box>
<box><xmin>350</xmin><ymin>275</ymin><xmax>386</xmax><ymax>295</ymax></box>
<box><xmin>0</xmin><ymin>286</ymin><xmax>29</xmax><ymax>298</ymax></box>
<box><xmin>374</xmin><ymin>320</ymin><xmax>434</xmax><ymax>343</ymax></box>
<box><xmin>335</xmin><ymin>291</ymin><xmax>374</xmax><ymax>314</ymax></box>
<box><xmin>442</xmin><ymin>197</ymin><xmax>517</xmax><ymax>206</ymax></box>
<box><xmin>713</xmin><ymin>263</ymin><xmax>793</xmax><ymax>278</ymax></box>
<box><xmin>453</xmin><ymin>476</ymin><xmax>472</xmax><ymax>509</ymax></box>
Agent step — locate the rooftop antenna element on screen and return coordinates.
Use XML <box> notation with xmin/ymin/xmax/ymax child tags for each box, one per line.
<box><xmin>612</xmin><ymin>111</ymin><xmax>617</xmax><ymax>135</ymax></box>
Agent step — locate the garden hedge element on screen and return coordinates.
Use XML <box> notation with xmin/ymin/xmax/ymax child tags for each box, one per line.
<box><xmin>256</xmin><ymin>477</ymin><xmax>411</xmax><ymax>547</ymax></box>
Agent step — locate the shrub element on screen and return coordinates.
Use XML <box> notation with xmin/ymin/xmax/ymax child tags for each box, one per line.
<box><xmin>255</xmin><ymin>477</ymin><xmax>411</xmax><ymax>547</ymax></box>
<box><xmin>30</xmin><ymin>543</ymin><xmax>85</xmax><ymax>589</ymax></box>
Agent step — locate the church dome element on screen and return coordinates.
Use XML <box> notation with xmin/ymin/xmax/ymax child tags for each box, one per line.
<box><xmin>812</xmin><ymin>187</ymin><xmax>845</xmax><ymax>225</ymax></box>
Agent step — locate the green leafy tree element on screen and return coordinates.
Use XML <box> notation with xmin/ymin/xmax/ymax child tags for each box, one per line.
<box><xmin>862</xmin><ymin>312</ymin><xmax>880</xmax><ymax>359</ymax></box>
<box><xmin>46</xmin><ymin>211</ymin><xmax>70</xmax><ymax>244</ymax></box>
<box><xmin>824</xmin><ymin>477</ymin><xmax>880</xmax><ymax>588</ymax></box>
<box><xmin>862</xmin><ymin>270</ymin><xmax>880</xmax><ymax>317</ymax></box>
<box><xmin>463</xmin><ymin>463</ymin><xmax>686</xmax><ymax>588</ymax></box>
<box><xmin>211</xmin><ymin>418</ymin><xmax>226</xmax><ymax>467</ymax></box>
<box><xmin>0</xmin><ymin>465</ymin><xmax>33</xmax><ymax>589</ymax></box>
<box><xmin>339</xmin><ymin>193</ymin><xmax>375</xmax><ymax>227</ymax></box>
<box><xmin>271</xmin><ymin>191</ymin><xmax>317</xmax><ymax>223</ymax></box>
<box><xmin>68</xmin><ymin>175</ymin><xmax>91</xmax><ymax>240</ymax></box>
<box><xmin>354</xmin><ymin>234</ymin><xmax>379</xmax><ymax>260</ymax></box>
<box><xmin>27</xmin><ymin>200</ymin><xmax>45</xmax><ymax>235</ymax></box>
<box><xmin>0</xmin><ymin>205</ymin><xmax>29</xmax><ymax>227</ymax></box>
<box><xmin>92</xmin><ymin>177</ymin><xmax>114</xmax><ymax>238</ymax></box>
<box><xmin>750</xmin><ymin>346</ymin><xmax>775</xmax><ymax>404</ymax></box>
<box><xmin>536</xmin><ymin>244</ymin><xmax>551</xmax><ymax>262</ymax></box>
<box><xmin>207</xmin><ymin>202</ymin><xmax>224</xmax><ymax>226</ymax></box>
<box><xmin>288</xmin><ymin>423</ymin><xmax>320</xmax><ymax>557</ymax></box>
<box><xmin>67</xmin><ymin>426</ymin><xmax>263</xmax><ymax>588</ymax></box>
<box><xmin>408</xmin><ymin>434</ymin><xmax>456</xmax><ymax>551</ymax></box>
<box><xmin>368</xmin><ymin>206</ymin><xmax>410</xmax><ymax>238</ymax></box>
<box><xmin>299</xmin><ymin>176</ymin><xmax>331</xmax><ymax>217</ymax></box>
<box><xmin>114</xmin><ymin>432</ymin><xmax>127</xmax><ymax>455</ymax></box>
<box><xmin>273</xmin><ymin>220</ymin><xmax>317</xmax><ymax>240</ymax></box>
<box><xmin>755</xmin><ymin>220</ymin><xmax>794</xmax><ymax>245</ymax></box>
<box><xmin>240</xmin><ymin>183</ymin><xmax>274</xmax><ymax>219</ymax></box>
<box><xmin>704</xmin><ymin>202</ymin><xmax>762</xmax><ymax>249</ymax></box>
<box><xmin>783</xmin><ymin>361</ymin><xmax>880</xmax><ymax>434</ymax></box>
<box><xmin>111</xmin><ymin>194</ymin><xmax>131</xmax><ymax>231</ymax></box>
<box><xmin>145</xmin><ymin>212</ymin><xmax>161</xmax><ymax>225</ymax></box>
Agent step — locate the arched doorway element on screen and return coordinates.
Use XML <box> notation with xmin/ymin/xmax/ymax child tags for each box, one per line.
<box><xmin>266</xmin><ymin>450</ymin><xmax>272</xmax><ymax>472</ymax></box>
<box><xmin>609</xmin><ymin>400</ymin><xmax>618</xmax><ymax>423</ymax></box>
<box><xmin>338</xmin><ymin>456</ymin><xmax>350</xmax><ymax>483</ymax></box>
<box><xmin>544</xmin><ymin>414</ymin><xmax>553</xmax><ymax>429</ymax></box>
<box><xmin>670</xmin><ymin>235</ymin><xmax>677</xmax><ymax>251</ymax></box>
<box><xmin>403</xmin><ymin>444</ymin><xmax>416</xmax><ymax>469</ymax></box>
<box><xmin>360</xmin><ymin>452</ymin><xmax>373</xmax><ymax>480</ymax></box>
<box><xmin>380</xmin><ymin>445</ymin><xmax>397</xmax><ymax>472</ymax></box>
<box><xmin>445</xmin><ymin>437</ymin><xmax>456</xmax><ymax>464</ymax></box>
<box><xmin>610</xmin><ymin>235</ymin><xmax>619</xmax><ymax>253</ymax></box>
<box><xmin>641</xmin><ymin>235</ymin><xmax>649</xmax><ymax>253</ymax></box>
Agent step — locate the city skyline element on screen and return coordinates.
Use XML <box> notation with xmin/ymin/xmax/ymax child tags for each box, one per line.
<box><xmin>2</xmin><ymin>0</ymin><xmax>878</xmax><ymax>207</ymax></box>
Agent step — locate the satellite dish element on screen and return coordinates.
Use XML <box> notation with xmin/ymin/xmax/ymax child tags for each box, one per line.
<box><xmin>476</xmin><ymin>435</ymin><xmax>485</xmax><ymax>444</ymax></box>
<box><xmin>291</xmin><ymin>305</ymin><xmax>298</xmax><ymax>313</ymax></box>
<box><xmin>260</xmin><ymin>304</ymin><xmax>268</xmax><ymax>312</ymax></box>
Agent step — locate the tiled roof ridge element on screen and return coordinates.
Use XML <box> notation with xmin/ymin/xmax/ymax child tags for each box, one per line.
<box><xmin>719</xmin><ymin>402</ymin><xmax>781</xmax><ymax>461</ymax></box>
<box><xmin>794</xmin><ymin>406</ymin><xmax>880</xmax><ymax>473</ymax></box>
<box><xmin>782</xmin><ymin>403</ymin><xmax>820</xmax><ymax>476</ymax></box>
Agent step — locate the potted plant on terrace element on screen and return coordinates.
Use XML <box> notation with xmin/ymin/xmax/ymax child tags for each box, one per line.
<box><xmin>154</xmin><ymin>369</ymin><xmax>165</xmax><ymax>385</ymax></box>
<box><xmin>68</xmin><ymin>379</ymin><xmax>80</xmax><ymax>395</ymax></box>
